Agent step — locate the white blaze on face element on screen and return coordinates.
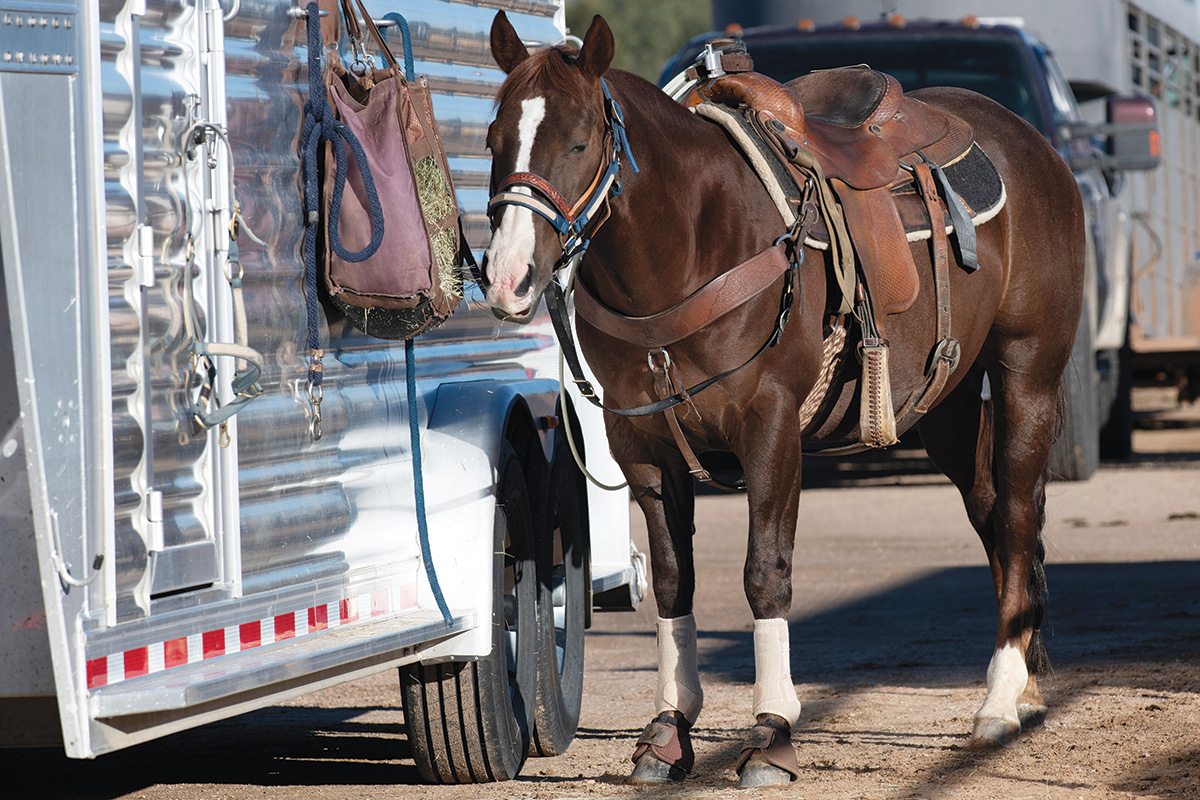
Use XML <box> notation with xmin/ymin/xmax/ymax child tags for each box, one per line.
<box><xmin>485</xmin><ymin>97</ymin><xmax>545</xmax><ymax>314</ymax></box>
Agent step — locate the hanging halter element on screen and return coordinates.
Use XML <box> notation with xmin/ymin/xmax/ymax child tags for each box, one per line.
<box><xmin>486</xmin><ymin>79</ymin><xmax>638</xmax><ymax>268</ymax></box>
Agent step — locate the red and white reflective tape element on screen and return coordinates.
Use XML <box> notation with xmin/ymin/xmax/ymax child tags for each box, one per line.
<box><xmin>85</xmin><ymin>584</ymin><xmax>418</xmax><ymax>690</ymax></box>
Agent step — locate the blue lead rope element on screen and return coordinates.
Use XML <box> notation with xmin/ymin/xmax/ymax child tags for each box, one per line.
<box><xmin>381</xmin><ymin>13</ymin><xmax>415</xmax><ymax>81</ymax></box>
<box><xmin>301</xmin><ymin>4</ymin><xmax>450</xmax><ymax>625</ymax></box>
<box><xmin>407</xmin><ymin>338</ymin><xmax>453</xmax><ymax>625</ymax></box>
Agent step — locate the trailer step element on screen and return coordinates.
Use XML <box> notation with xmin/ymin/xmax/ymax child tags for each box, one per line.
<box><xmin>88</xmin><ymin>610</ymin><xmax>475</xmax><ymax>718</ymax></box>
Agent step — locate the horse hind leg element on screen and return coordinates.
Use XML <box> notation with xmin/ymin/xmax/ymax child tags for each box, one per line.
<box><xmin>918</xmin><ymin>366</ymin><xmax>1053</xmax><ymax>747</ymax></box>
<box><xmin>969</xmin><ymin>369</ymin><xmax>1059</xmax><ymax>748</ymax></box>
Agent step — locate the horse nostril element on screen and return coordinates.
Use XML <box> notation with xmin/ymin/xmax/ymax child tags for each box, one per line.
<box><xmin>514</xmin><ymin>269</ymin><xmax>534</xmax><ymax>298</ymax></box>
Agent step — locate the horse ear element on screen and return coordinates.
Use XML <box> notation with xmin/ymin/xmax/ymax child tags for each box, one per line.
<box><xmin>491</xmin><ymin>11</ymin><xmax>529</xmax><ymax>74</ymax></box>
<box><xmin>576</xmin><ymin>15</ymin><xmax>614</xmax><ymax>79</ymax></box>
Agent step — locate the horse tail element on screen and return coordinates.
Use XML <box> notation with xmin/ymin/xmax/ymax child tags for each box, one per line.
<box><xmin>1025</xmin><ymin>530</ymin><xmax>1051</xmax><ymax>676</ymax></box>
<box><xmin>1024</xmin><ymin>382</ymin><xmax>1065</xmax><ymax>677</ymax></box>
<box><xmin>978</xmin><ymin>383</ymin><xmax>995</xmax><ymax>484</ymax></box>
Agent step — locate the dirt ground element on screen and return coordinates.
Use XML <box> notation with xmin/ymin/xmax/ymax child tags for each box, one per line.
<box><xmin>10</xmin><ymin>391</ymin><xmax>1200</xmax><ymax>800</ymax></box>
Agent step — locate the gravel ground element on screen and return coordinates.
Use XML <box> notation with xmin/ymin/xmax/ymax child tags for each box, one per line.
<box><xmin>9</xmin><ymin>395</ymin><xmax>1200</xmax><ymax>800</ymax></box>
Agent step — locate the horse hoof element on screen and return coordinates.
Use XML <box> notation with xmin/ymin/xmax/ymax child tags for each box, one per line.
<box><xmin>968</xmin><ymin>716</ymin><xmax>1020</xmax><ymax>749</ymax></box>
<box><xmin>737</xmin><ymin>753</ymin><xmax>793</xmax><ymax>788</ymax></box>
<box><xmin>628</xmin><ymin>753</ymin><xmax>687</xmax><ymax>785</ymax></box>
<box><xmin>1017</xmin><ymin>703</ymin><xmax>1048</xmax><ymax>730</ymax></box>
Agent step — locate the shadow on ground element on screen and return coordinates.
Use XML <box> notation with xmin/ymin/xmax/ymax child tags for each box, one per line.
<box><xmin>7</xmin><ymin>559</ymin><xmax>1197</xmax><ymax>797</ymax></box>
<box><xmin>696</xmin><ymin>559</ymin><xmax>1200</xmax><ymax>684</ymax></box>
<box><xmin>1</xmin><ymin>706</ymin><xmax>421</xmax><ymax>799</ymax></box>
<box><xmin>682</xmin><ymin>558</ymin><xmax>1200</xmax><ymax>797</ymax></box>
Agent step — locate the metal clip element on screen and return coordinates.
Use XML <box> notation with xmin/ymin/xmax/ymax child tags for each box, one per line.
<box><xmin>702</xmin><ymin>42</ymin><xmax>726</xmax><ymax>79</ymax></box>
<box><xmin>349</xmin><ymin>35</ymin><xmax>371</xmax><ymax>76</ymax></box>
<box><xmin>308</xmin><ymin>381</ymin><xmax>323</xmax><ymax>441</ymax></box>
<box><xmin>287</xmin><ymin>6</ymin><xmax>329</xmax><ymax>19</ymax></box>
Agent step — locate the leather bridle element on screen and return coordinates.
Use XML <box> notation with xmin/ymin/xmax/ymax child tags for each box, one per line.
<box><xmin>486</xmin><ymin>78</ymin><xmax>638</xmax><ymax>269</ymax></box>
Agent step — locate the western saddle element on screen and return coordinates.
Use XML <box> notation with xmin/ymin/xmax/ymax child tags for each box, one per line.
<box><xmin>680</xmin><ymin>61</ymin><xmax>981</xmax><ymax>447</ymax></box>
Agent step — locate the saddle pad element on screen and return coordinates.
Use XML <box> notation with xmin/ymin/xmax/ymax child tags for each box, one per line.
<box><xmin>892</xmin><ymin>144</ymin><xmax>1006</xmax><ymax>242</ymax></box>
<box><xmin>693</xmin><ymin>101</ymin><xmax>804</xmax><ymax>226</ymax></box>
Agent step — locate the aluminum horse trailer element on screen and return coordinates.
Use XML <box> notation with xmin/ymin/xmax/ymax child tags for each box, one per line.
<box><xmin>0</xmin><ymin>0</ymin><xmax>643</xmax><ymax>782</ymax></box>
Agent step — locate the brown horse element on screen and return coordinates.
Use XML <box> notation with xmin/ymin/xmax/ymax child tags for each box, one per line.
<box><xmin>481</xmin><ymin>12</ymin><xmax>1083</xmax><ymax>787</ymax></box>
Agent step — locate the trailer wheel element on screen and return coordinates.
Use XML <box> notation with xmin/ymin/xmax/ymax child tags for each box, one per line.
<box><xmin>399</xmin><ymin>444</ymin><xmax>536</xmax><ymax>783</ymax></box>
<box><xmin>1049</xmin><ymin>298</ymin><xmax>1100</xmax><ymax>481</ymax></box>
<box><xmin>531</xmin><ymin>436</ymin><xmax>589</xmax><ymax>756</ymax></box>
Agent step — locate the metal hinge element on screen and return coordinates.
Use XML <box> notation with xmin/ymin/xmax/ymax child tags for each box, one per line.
<box><xmin>145</xmin><ymin>489</ymin><xmax>164</xmax><ymax>552</ymax></box>
<box><xmin>136</xmin><ymin>224</ymin><xmax>155</xmax><ymax>288</ymax></box>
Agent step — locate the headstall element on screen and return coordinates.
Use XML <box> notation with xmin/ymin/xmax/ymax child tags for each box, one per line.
<box><xmin>486</xmin><ymin>78</ymin><xmax>638</xmax><ymax>269</ymax></box>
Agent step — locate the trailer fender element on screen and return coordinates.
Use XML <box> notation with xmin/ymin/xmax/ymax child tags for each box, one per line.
<box><xmin>415</xmin><ymin>379</ymin><xmax>558</xmax><ymax>660</ymax></box>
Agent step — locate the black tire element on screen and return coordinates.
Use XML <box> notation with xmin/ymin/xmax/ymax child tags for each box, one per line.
<box><xmin>1049</xmin><ymin>298</ymin><xmax>1100</xmax><ymax>481</ymax></box>
<box><xmin>530</xmin><ymin>436</ymin><xmax>589</xmax><ymax>757</ymax></box>
<box><xmin>399</xmin><ymin>444</ymin><xmax>537</xmax><ymax>782</ymax></box>
<box><xmin>1099</xmin><ymin>336</ymin><xmax>1134</xmax><ymax>459</ymax></box>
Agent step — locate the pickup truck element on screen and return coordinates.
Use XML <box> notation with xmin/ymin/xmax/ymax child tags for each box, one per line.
<box><xmin>662</xmin><ymin>18</ymin><xmax>1160</xmax><ymax>479</ymax></box>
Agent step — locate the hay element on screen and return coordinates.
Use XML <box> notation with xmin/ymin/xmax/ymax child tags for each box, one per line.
<box><xmin>415</xmin><ymin>156</ymin><xmax>454</xmax><ymax>222</ymax></box>
<box><xmin>432</xmin><ymin>225</ymin><xmax>461</xmax><ymax>297</ymax></box>
<box><xmin>412</xmin><ymin>156</ymin><xmax>461</xmax><ymax>300</ymax></box>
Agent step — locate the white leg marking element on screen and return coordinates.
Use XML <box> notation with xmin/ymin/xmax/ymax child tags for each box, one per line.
<box><xmin>752</xmin><ymin>618</ymin><xmax>802</xmax><ymax>726</ymax></box>
<box><xmin>975</xmin><ymin>643</ymin><xmax>1028</xmax><ymax>725</ymax></box>
<box><xmin>656</xmin><ymin>614</ymin><xmax>703</xmax><ymax>724</ymax></box>
<box><xmin>485</xmin><ymin>97</ymin><xmax>544</xmax><ymax>313</ymax></box>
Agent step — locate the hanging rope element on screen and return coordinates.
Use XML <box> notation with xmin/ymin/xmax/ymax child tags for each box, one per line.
<box><xmin>299</xmin><ymin>0</ymin><xmax>385</xmax><ymax>424</ymax></box>
<box><xmin>407</xmin><ymin>338</ymin><xmax>453</xmax><ymax>625</ymax></box>
<box><xmin>300</xmin><ymin>4</ymin><xmax>451</xmax><ymax>623</ymax></box>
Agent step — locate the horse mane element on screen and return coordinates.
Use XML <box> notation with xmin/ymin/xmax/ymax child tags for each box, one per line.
<box><xmin>494</xmin><ymin>45</ymin><xmax>594</xmax><ymax>109</ymax></box>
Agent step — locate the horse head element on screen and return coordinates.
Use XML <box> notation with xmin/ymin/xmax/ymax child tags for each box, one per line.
<box><xmin>480</xmin><ymin>12</ymin><xmax>618</xmax><ymax>322</ymax></box>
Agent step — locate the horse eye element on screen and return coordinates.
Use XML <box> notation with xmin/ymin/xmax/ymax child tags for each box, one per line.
<box><xmin>569</xmin><ymin>143</ymin><xmax>587</xmax><ymax>155</ymax></box>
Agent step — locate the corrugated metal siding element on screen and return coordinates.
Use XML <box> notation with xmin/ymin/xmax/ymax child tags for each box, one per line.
<box><xmin>101</xmin><ymin>0</ymin><xmax>213</xmax><ymax>621</ymax></box>
<box><xmin>100</xmin><ymin>0</ymin><xmax>563</xmax><ymax>618</ymax></box>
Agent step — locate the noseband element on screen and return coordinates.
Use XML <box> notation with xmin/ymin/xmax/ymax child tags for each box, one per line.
<box><xmin>486</xmin><ymin>79</ymin><xmax>638</xmax><ymax>268</ymax></box>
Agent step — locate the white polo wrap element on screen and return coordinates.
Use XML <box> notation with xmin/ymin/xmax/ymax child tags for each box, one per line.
<box><xmin>753</xmin><ymin>617</ymin><xmax>802</xmax><ymax>726</ymax></box>
<box><xmin>655</xmin><ymin>613</ymin><xmax>703</xmax><ymax>724</ymax></box>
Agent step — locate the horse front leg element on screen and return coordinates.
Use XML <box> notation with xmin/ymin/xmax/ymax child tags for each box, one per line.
<box><xmin>611</xmin><ymin>428</ymin><xmax>701</xmax><ymax>784</ymax></box>
<box><xmin>735</xmin><ymin>425</ymin><xmax>804</xmax><ymax>788</ymax></box>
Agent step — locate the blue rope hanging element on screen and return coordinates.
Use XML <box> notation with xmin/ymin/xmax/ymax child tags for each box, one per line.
<box><xmin>407</xmin><ymin>338</ymin><xmax>453</xmax><ymax>625</ymax></box>
<box><xmin>300</xmin><ymin>4</ymin><xmax>451</xmax><ymax>626</ymax></box>
<box><xmin>300</xmin><ymin>1</ymin><xmax>386</xmax><ymax>387</ymax></box>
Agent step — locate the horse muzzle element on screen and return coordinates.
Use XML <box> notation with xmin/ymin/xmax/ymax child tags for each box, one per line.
<box><xmin>480</xmin><ymin>251</ymin><xmax>539</xmax><ymax>322</ymax></box>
